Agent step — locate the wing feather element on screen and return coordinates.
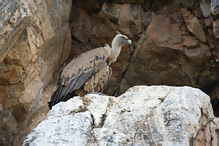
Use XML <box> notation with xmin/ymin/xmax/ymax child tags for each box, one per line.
<box><xmin>83</xmin><ymin>62</ymin><xmax>112</xmax><ymax>93</ymax></box>
<box><xmin>49</xmin><ymin>47</ymin><xmax>110</xmax><ymax>109</ymax></box>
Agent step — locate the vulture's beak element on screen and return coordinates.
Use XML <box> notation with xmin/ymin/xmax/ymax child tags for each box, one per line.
<box><xmin>127</xmin><ymin>39</ymin><xmax>132</xmax><ymax>45</ymax></box>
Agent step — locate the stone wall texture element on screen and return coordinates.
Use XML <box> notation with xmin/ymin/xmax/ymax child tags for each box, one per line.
<box><xmin>69</xmin><ymin>0</ymin><xmax>219</xmax><ymax>115</ymax></box>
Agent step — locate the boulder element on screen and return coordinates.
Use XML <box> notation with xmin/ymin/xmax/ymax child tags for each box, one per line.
<box><xmin>23</xmin><ymin>86</ymin><xmax>217</xmax><ymax>145</ymax></box>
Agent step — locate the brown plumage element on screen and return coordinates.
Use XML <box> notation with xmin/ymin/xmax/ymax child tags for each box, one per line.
<box><xmin>48</xmin><ymin>34</ymin><xmax>132</xmax><ymax>109</ymax></box>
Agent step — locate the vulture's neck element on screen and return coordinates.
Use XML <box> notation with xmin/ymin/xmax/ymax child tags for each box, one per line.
<box><xmin>109</xmin><ymin>40</ymin><xmax>121</xmax><ymax>64</ymax></box>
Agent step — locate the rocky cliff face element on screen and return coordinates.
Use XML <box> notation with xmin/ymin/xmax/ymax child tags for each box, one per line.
<box><xmin>1</xmin><ymin>0</ymin><xmax>218</xmax><ymax>145</ymax></box>
<box><xmin>69</xmin><ymin>0</ymin><xmax>219</xmax><ymax>116</ymax></box>
<box><xmin>1</xmin><ymin>0</ymin><xmax>72</xmax><ymax>145</ymax></box>
<box><xmin>23</xmin><ymin>86</ymin><xmax>217</xmax><ymax>145</ymax></box>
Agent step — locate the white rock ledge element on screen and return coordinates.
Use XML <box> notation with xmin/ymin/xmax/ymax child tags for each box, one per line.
<box><xmin>23</xmin><ymin>86</ymin><xmax>217</xmax><ymax>146</ymax></box>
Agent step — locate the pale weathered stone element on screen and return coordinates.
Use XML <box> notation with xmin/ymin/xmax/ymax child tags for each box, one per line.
<box><xmin>23</xmin><ymin>111</ymin><xmax>93</xmax><ymax>145</ymax></box>
<box><xmin>23</xmin><ymin>86</ymin><xmax>216</xmax><ymax>145</ymax></box>
<box><xmin>1</xmin><ymin>0</ymin><xmax>72</xmax><ymax>145</ymax></box>
<box><xmin>0</xmin><ymin>2</ymin><xmax>30</xmax><ymax>63</ymax></box>
<box><xmin>85</xmin><ymin>94</ymin><xmax>110</xmax><ymax>126</ymax></box>
<box><xmin>211</xmin><ymin>0</ymin><xmax>219</xmax><ymax>15</ymax></box>
<box><xmin>200</xmin><ymin>2</ymin><xmax>211</xmax><ymax>17</ymax></box>
<box><xmin>48</xmin><ymin>97</ymin><xmax>84</xmax><ymax>117</ymax></box>
<box><xmin>186</xmin><ymin>17</ymin><xmax>207</xmax><ymax>42</ymax></box>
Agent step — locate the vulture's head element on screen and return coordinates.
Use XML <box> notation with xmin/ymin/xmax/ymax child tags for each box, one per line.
<box><xmin>112</xmin><ymin>34</ymin><xmax>132</xmax><ymax>47</ymax></box>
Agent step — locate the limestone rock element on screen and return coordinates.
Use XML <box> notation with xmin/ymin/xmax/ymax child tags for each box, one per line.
<box><xmin>1</xmin><ymin>0</ymin><xmax>72</xmax><ymax>145</ymax></box>
<box><xmin>211</xmin><ymin>0</ymin><xmax>219</xmax><ymax>15</ymax></box>
<box><xmin>200</xmin><ymin>2</ymin><xmax>211</xmax><ymax>17</ymax></box>
<box><xmin>23</xmin><ymin>86</ymin><xmax>217</xmax><ymax>145</ymax></box>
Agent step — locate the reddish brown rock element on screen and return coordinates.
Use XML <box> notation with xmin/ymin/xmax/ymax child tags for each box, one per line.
<box><xmin>206</xmin><ymin>35</ymin><xmax>215</xmax><ymax>49</ymax></box>
<box><xmin>0</xmin><ymin>86</ymin><xmax>5</xmax><ymax>107</ymax></box>
<box><xmin>170</xmin><ymin>24</ymin><xmax>182</xmax><ymax>44</ymax></box>
<box><xmin>194</xmin><ymin>7</ymin><xmax>202</xmax><ymax>17</ymax></box>
<box><xmin>0</xmin><ymin>65</ymin><xmax>24</xmax><ymax>85</ymax></box>
<box><xmin>146</xmin><ymin>15</ymin><xmax>172</xmax><ymax>43</ymax></box>
<box><xmin>70</xmin><ymin>6</ymin><xmax>92</xmax><ymax>44</ymax></box>
<box><xmin>75</xmin><ymin>0</ymin><xmax>103</xmax><ymax>13</ymax></box>
<box><xmin>183</xmin><ymin>36</ymin><xmax>198</xmax><ymax>47</ymax></box>
<box><xmin>200</xmin><ymin>43</ymin><xmax>212</xmax><ymax>57</ymax></box>
<box><xmin>194</xmin><ymin>121</ymin><xmax>217</xmax><ymax>146</ymax></box>
<box><xmin>100</xmin><ymin>3</ymin><xmax>147</xmax><ymax>35</ymax></box>
<box><xmin>181</xmin><ymin>8</ymin><xmax>194</xmax><ymax>21</ymax></box>
<box><xmin>186</xmin><ymin>17</ymin><xmax>207</xmax><ymax>42</ymax></box>
<box><xmin>181</xmin><ymin>8</ymin><xmax>206</xmax><ymax>42</ymax></box>
<box><xmin>205</xmin><ymin>16</ymin><xmax>213</xmax><ymax>27</ymax></box>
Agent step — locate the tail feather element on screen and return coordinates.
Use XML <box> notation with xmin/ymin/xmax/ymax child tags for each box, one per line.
<box><xmin>48</xmin><ymin>85</ymin><xmax>78</xmax><ymax>109</ymax></box>
<box><xmin>48</xmin><ymin>85</ymin><xmax>64</xmax><ymax>109</ymax></box>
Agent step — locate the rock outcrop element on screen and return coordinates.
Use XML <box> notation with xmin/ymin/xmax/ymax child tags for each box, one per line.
<box><xmin>1</xmin><ymin>0</ymin><xmax>72</xmax><ymax>145</ymax></box>
<box><xmin>23</xmin><ymin>86</ymin><xmax>217</xmax><ymax>145</ymax></box>
<box><xmin>69</xmin><ymin>1</ymin><xmax>219</xmax><ymax>117</ymax></box>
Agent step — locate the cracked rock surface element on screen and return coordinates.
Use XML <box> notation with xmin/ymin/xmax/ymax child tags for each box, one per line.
<box><xmin>1</xmin><ymin>0</ymin><xmax>72</xmax><ymax>145</ymax></box>
<box><xmin>23</xmin><ymin>86</ymin><xmax>217</xmax><ymax>145</ymax></box>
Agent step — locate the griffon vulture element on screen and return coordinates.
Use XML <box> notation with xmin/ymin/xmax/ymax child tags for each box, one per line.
<box><xmin>48</xmin><ymin>34</ymin><xmax>132</xmax><ymax>109</ymax></box>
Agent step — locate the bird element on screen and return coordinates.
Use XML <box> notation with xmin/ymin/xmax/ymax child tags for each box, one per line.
<box><xmin>48</xmin><ymin>34</ymin><xmax>132</xmax><ymax>109</ymax></box>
